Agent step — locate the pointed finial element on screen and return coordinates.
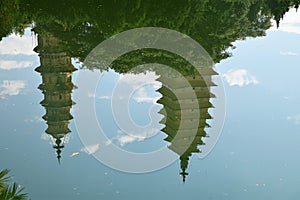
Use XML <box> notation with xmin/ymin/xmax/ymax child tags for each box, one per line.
<box><xmin>53</xmin><ymin>138</ymin><xmax>64</xmax><ymax>164</ymax></box>
<box><xmin>57</xmin><ymin>149</ymin><xmax>62</xmax><ymax>164</ymax></box>
<box><xmin>180</xmin><ymin>170</ymin><xmax>189</xmax><ymax>183</ymax></box>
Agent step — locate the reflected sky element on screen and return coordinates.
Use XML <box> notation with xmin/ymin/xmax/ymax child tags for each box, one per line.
<box><xmin>94</xmin><ymin>70</ymin><xmax>165</xmax><ymax>152</ymax></box>
<box><xmin>1</xmin><ymin>9</ymin><xmax>300</xmax><ymax>200</ymax></box>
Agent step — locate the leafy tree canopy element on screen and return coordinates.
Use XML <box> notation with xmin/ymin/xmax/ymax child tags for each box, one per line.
<box><xmin>0</xmin><ymin>0</ymin><xmax>299</xmax><ymax>64</ymax></box>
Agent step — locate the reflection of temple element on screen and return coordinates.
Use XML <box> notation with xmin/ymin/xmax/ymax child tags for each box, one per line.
<box><xmin>157</xmin><ymin>68</ymin><xmax>216</xmax><ymax>182</ymax></box>
<box><xmin>34</xmin><ymin>34</ymin><xmax>77</xmax><ymax>163</ymax></box>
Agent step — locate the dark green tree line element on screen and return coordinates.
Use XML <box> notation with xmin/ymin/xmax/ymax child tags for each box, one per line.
<box><xmin>0</xmin><ymin>0</ymin><xmax>299</xmax><ymax>64</ymax></box>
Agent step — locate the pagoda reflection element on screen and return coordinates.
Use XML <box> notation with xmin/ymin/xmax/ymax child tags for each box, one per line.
<box><xmin>34</xmin><ymin>33</ymin><xmax>77</xmax><ymax>163</ymax></box>
<box><xmin>157</xmin><ymin>68</ymin><xmax>216</xmax><ymax>182</ymax></box>
<box><xmin>92</xmin><ymin>48</ymin><xmax>217</xmax><ymax>181</ymax></box>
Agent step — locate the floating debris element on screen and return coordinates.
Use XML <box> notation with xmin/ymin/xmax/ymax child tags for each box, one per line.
<box><xmin>70</xmin><ymin>152</ymin><xmax>80</xmax><ymax>157</ymax></box>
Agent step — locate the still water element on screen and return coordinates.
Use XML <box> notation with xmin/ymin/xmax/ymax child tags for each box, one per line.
<box><xmin>1</xmin><ymin>1</ymin><xmax>300</xmax><ymax>199</ymax></box>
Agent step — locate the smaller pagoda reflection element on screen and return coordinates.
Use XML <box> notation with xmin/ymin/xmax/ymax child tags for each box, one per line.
<box><xmin>157</xmin><ymin>68</ymin><xmax>217</xmax><ymax>182</ymax></box>
<box><xmin>34</xmin><ymin>33</ymin><xmax>77</xmax><ymax>163</ymax></box>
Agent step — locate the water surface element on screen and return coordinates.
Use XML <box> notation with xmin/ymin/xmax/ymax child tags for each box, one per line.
<box><xmin>1</xmin><ymin>1</ymin><xmax>300</xmax><ymax>199</ymax></box>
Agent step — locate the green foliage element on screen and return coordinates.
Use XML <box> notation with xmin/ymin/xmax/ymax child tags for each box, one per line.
<box><xmin>0</xmin><ymin>169</ymin><xmax>11</xmax><ymax>191</ymax></box>
<box><xmin>0</xmin><ymin>169</ymin><xmax>28</xmax><ymax>200</ymax></box>
<box><xmin>17</xmin><ymin>0</ymin><xmax>273</xmax><ymax>63</ymax></box>
<box><xmin>107</xmin><ymin>49</ymin><xmax>201</xmax><ymax>76</ymax></box>
<box><xmin>0</xmin><ymin>0</ymin><xmax>32</xmax><ymax>40</ymax></box>
<box><xmin>263</xmin><ymin>0</ymin><xmax>300</xmax><ymax>27</ymax></box>
<box><xmin>0</xmin><ymin>0</ymin><xmax>299</xmax><ymax>64</ymax></box>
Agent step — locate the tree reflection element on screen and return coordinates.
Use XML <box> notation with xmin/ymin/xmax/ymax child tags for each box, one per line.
<box><xmin>0</xmin><ymin>0</ymin><xmax>298</xmax><ymax>62</ymax></box>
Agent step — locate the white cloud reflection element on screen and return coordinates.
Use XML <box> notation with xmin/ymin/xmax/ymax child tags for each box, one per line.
<box><xmin>116</xmin><ymin>72</ymin><xmax>161</xmax><ymax>103</ymax></box>
<box><xmin>114</xmin><ymin>128</ymin><xmax>161</xmax><ymax>146</ymax></box>
<box><xmin>118</xmin><ymin>72</ymin><xmax>161</xmax><ymax>90</ymax></box>
<box><xmin>0</xmin><ymin>60</ymin><xmax>34</xmax><ymax>70</ymax></box>
<box><xmin>81</xmin><ymin>144</ymin><xmax>100</xmax><ymax>155</ymax></box>
<box><xmin>0</xmin><ymin>29</ymin><xmax>37</xmax><ymax>55</ymax></box>
<box><xmin>87</xmin><ymin>92</ymin><xmax>96</xmax><ymax>98</ymax></box>
<box><xmin>133</xmin><ymin>87</ymin><xmax>161</xmax><ymax>103</ymax></box>
<box><xmin>280</xmin><ymin>51</ymin><xmax>298</xmax><ymax>56</ymax></box>
<box><xmin>0</xmin><ymin>80</ymin><xmax>26</xmax><ymax>98</ymax></box>
<box><xmin>40</xmin><ymin>132</ymin><xmax>51</xmax><ymax>141</ymax></box>
<box><xmin>117</xmin><ymin>135</ymin><xmax>145</xmax><ymax>146</ymax></box>
<box><xmin>222</xmin><ymin>69</ymin><xmax>258</xmax><ymax>86</ymax></box>
<box><xmin>287</xmin><ymin>114</ymin><xmax>300</xmax><ymax>125</ymax></box>
<box><xmin>98</xmin><ymin>95</ymin><xmax>110</xmax><ymax>100</ymax></box>
<box><xmin>269</xmin><ymin>9</ymin><xmax>300</xmax><ymax>34</ymax></box>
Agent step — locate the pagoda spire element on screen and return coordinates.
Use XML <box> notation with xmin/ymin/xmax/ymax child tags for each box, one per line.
<box><xmin>34</xmin><ymin>32</ymin><xmax>77</xmax><ymax>163</ymax></box>
<box><xmin>179</xmin><ymin>153</ymin><xmax>190</xmax><ymax>183</ymax></box>
<box><xmin>53</xmin><ymin>138</ymin><xmax>64</xmax><ymax>164</ymax></box>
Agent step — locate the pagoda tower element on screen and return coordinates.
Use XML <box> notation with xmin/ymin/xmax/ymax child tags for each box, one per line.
<box><xmin>34</xmin><ymin>33</ymin><xmax>77</xmax><ymax>163</ymax></box>
<box><xmin>157</xmin><ymin>68</ymin><xmax>217</xmax><ymax>182</ymax></box>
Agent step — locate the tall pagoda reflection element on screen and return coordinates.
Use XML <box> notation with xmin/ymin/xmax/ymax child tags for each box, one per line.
<box><xmin>157</xmin><ymin>68</ymin><xmax>216</xmax><ymax>182</ymax></box>
<box><xmin>34</xmin><ymin>33</ymin><xmax>77</xmax><ymax>163</ymax></box>
<box><xmin>95</xmin><ymin>49</ymin><xmax>217</xmax><ymax>182</ymax></box>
